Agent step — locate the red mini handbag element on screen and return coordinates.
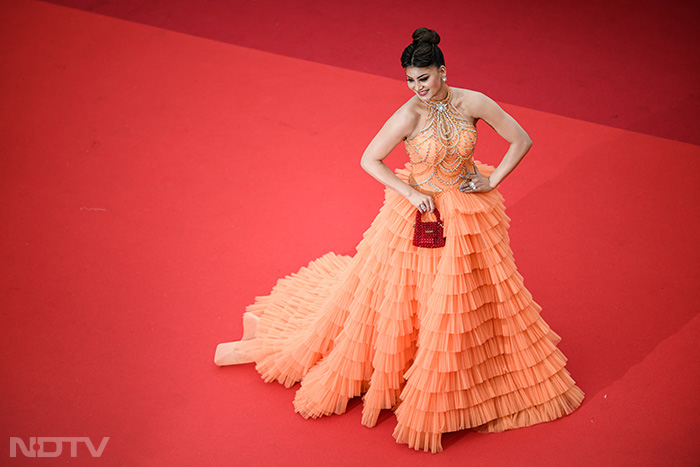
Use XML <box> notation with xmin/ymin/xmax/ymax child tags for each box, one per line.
<box><xmin>413</xmin><ymin>208</ymin><xmax>446</xmax><ymax>248</ymax></box>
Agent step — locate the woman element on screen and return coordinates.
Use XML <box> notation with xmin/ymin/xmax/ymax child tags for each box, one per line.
<box><xmin>215</xmin><ymin>27</ymin><xmax>584</xmax><ymax>453</ymax></box>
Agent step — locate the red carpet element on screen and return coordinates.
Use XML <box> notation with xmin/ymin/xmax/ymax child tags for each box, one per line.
<box><xmin>2</xmin><ymin>1</ymin><xmax>699</xmax><ymax>465</ymax></box>
<box><xmin>42</xmin><ymin>0</ymin><xmax>700</xmax><ymax>146</ymax></box>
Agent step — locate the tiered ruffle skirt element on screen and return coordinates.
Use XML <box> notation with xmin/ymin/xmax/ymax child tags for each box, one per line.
<box><xmin>217</xmin><ymin>163</ymin><xmax>584</xmax><ymax>453</ymax></box>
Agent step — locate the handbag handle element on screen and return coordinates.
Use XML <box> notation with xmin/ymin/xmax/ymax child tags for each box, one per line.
<box><xmin>415</xmin><ymin>208</ymin><xmax>442</xmax><ymax>225</ymax></box>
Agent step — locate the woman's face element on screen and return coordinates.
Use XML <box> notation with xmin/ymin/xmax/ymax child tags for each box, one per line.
<box><xmin>405</xmin><ymin>66</ymin><xmax>447</xmax><ymax>101</ymax></box>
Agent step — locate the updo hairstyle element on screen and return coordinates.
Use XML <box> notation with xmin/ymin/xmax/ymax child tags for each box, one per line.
<box><xmin>400</xmin><ymin>27</ymin><xmax>446</xmax><ymax>69</ymax></box>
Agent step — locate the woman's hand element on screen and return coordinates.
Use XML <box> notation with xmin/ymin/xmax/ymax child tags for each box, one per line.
<box><xmin>406</xmin><ymin>189</ymin><xmax>435</xmax><ymax>212</ymax></box>
<box><xmin>460</xmin><ymin>165</ymin><xmax>494</xmax><ymax>193</ymax></box>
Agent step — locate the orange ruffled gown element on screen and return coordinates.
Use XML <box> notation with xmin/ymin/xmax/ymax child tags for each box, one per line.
<box><xmin>215</xmin><ymin>88</ymin><xmax>585</xmax><ymax>453</ymax></box>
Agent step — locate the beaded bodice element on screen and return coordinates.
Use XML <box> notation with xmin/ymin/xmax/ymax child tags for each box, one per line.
<box><xmin>404</xmin><ymin>88</ymin><xmax>477</xmax><ymax>196</ymax></box>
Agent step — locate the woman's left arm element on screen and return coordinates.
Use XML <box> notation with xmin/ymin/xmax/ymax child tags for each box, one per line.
<box><xmin>463</xmin><ymin>92</ymin><xmax>533</xmax><ymax>192</ymax></box>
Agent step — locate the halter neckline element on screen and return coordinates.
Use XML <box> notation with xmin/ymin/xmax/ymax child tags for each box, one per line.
<box><xmin>424</xmin><ymin>86</ymin><xmax>452</xmax><ymax>110</ymax></box>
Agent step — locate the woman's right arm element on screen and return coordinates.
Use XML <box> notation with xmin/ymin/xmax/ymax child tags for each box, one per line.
<box><xmin>360</xmin><ymin>106</ymin><xmax>437</xmax><ymax>212</ymax></box>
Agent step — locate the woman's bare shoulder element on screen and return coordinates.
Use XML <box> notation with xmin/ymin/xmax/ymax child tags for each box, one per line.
<box><xmin>452</xmin><ymin>88</ymin><xmax>500</xmax><ymax>122</ymax></box>
<box><xmin>396</xmin><ymin>95</ymin><xmax>426</xmax><ymax>116</ymax></box>
<box><xmin>451</xmin><ymin>87</ymin><xmax>489</xmax><ymax>109</ymax></box>
<box><xmin>386</xmin><ymin>96</ymin><xmax>424</xmax><ymax>128</ymax></box>
<box><xmin>451</xmin><ymin>87</ymin><xmax>489</xmax><ymax>100</ymax></box>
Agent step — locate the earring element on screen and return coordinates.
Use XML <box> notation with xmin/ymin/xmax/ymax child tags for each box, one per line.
<box><xmin>442</xmin><ymin>77</ymin><xmax>447</xmax><ymax>82</ymax></box>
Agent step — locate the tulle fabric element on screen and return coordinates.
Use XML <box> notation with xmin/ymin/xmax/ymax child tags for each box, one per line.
<box><xmin>216</xmin><ymin>162</ymin><xmax>584</xmax><ymax>453</ymax></box>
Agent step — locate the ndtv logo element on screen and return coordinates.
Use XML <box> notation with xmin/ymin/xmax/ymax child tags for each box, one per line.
<box><xmin>9</xmin><ymin>437</ymin><xmax>109</xmax><ymax>458</ymax></box>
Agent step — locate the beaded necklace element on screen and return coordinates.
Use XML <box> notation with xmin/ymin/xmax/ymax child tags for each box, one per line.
<box><xmin>405</xmin><ymin>87</ymin><xmax>477</xmax><ymax>196</ymax></box>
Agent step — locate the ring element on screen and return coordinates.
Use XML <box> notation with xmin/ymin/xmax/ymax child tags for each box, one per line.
<box><xmin>419</xmin><ymin>204</ymin><xmax>426</xmax><ymax>211</ymax></box>
<box><xmin>468</xmin><ymin>182</ymin><xmax>476</xmax><ymax>190</ymax></box>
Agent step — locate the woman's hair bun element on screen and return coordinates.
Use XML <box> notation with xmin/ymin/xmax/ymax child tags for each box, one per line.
<box><xmin>401</xmin><ymin>27</ymin><xmax>445</xmax><ymax>68</ymax></box>
<box><xmin>412</xmin><ymin>27</ymin><xmax>440</xmax><ymax>45</ymax></box>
